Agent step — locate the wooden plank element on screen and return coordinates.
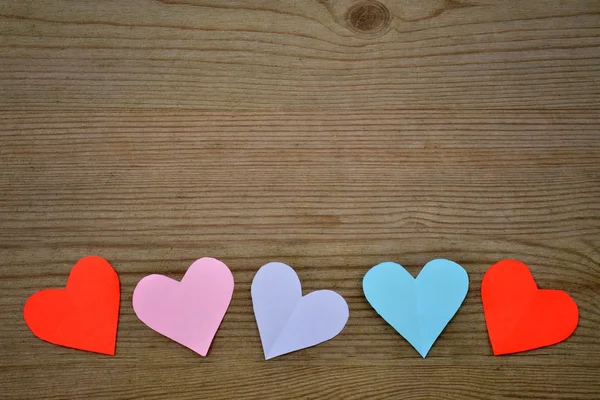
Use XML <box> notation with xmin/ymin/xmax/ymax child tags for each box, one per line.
<box><xmin>1</xmin><ymin>109</ymin><xmax>599</xmax><ymax>399</ymax></box>
<box><xmin>1</xmin><ymin>0</ymin><xmax>599</xmax><ymax>398</ymax></box>
<box><xmin>0</xmin><ymin>0</ymin><xmax>599</xmax><ymax>110</ymax></box>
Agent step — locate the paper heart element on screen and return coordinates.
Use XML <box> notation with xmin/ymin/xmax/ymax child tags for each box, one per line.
<box><xmin>132</xmin><ymin>258</ymin><xmax>234</xmax><ymax>356</ymax></box>
<box><xmin>363</xmin><ymin>259</ymin><xmax>469</xmax><ymax>357</ymax></box>
<box><xmin>251</xmin><ymin>262</ymin><xmax>349</xmax><ymax>360</ymax></box>
<box><xmin>23</xmin><ymin>256</ymin><xmax>120</xmax><ymax>355</ymax></box>
<box><xmin>482</xmin><ymin>259</ymin><xmax>579</xmax><ymax>355</ymax></box>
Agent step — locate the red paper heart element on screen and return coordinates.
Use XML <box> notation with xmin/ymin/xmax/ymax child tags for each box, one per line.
<box><xmin>24</xmin><ymin>256</ymin><xmax>120</xmax><ymax>355</ymax></box>
<box><xmin>481</xmin><ymin>259</ymin><xmax>578</xmax><ymax>355</ymax></box>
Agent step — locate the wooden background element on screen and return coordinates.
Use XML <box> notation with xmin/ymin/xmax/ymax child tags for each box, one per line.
<box><xmin>1</xmin><ymin>0</ymin><xmax>599</xmax><ymax>398</ymax></box>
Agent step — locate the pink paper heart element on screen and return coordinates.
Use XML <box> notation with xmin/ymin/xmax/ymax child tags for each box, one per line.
<box><xmin>132</xmin><ymin>258</ymin><xmax>234</xmax><ymax>356</ymax></box>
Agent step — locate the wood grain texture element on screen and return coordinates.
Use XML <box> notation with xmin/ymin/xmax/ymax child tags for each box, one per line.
<box><xmin>0</xmin><ymin>0</ymin><xmax>599</xmax><ymax>399</ymax></box>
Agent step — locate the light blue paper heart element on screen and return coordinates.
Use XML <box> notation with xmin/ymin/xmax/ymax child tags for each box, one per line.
<box><xmin>363</xmin><ymin>259</ymin><xmax>469</xmax><ymax>357</ymax></box>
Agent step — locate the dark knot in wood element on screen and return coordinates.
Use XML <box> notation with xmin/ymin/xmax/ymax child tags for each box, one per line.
<box><xmin>345</xmin><ymin>1</ymin><xmax>391</xmax><ymax>36</ymax></box>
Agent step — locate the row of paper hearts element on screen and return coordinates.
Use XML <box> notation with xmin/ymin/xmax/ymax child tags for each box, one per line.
<box><xmin>24</xmin><ymin>257</ymin><xmax>579</xmax><ymax>359</ymax></box>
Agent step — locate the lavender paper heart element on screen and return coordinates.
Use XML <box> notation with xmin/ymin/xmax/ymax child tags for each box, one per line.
<box><xmin>251</xmin><ymin>262</ymin><xmax>349</xmax><ymax>359</ymax></box>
